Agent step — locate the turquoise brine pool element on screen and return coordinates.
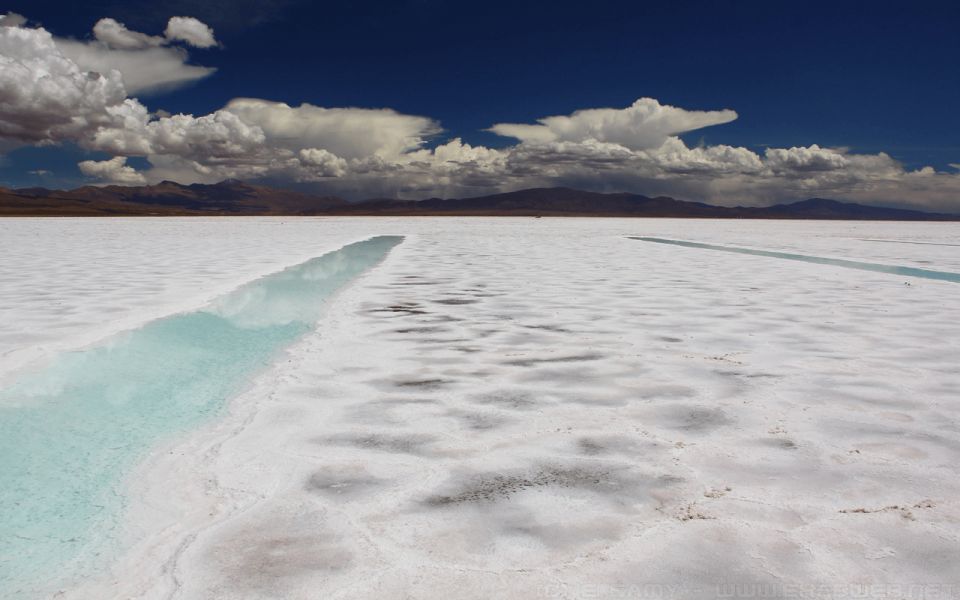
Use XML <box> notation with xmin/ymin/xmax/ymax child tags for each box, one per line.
<box><xmin>0</xmin><ymin>236</ymin><xmax>402</xmax><ymax>597</ymax></box>
<box><xmin>629</xmin><ymin>237</ymin><xmax>960</xmax><ymax>283</ymax></box>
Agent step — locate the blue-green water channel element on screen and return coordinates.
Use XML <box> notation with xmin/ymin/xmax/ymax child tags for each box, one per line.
<box><xmin>0</xmin><ymin>236</ymin><xmax>402</xmax><ymax>597</ymax></box>
<box><xmin>629</xmin><ymin>237</ymin><xmax>960</xmax><ymax>283</ymax></box>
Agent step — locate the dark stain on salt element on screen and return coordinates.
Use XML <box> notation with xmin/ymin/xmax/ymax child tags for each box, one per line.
<box><xmin>394</xmin><ymin>378</ymin><xmax>451</xmax><ymax>390</ymax></box>
<box><xmin>369</xmin><ymin>303</ymin><xmax>428</xmax><ymax>315</ymax></box>
<box><xmin>675</xmin><ymin>407</ymin><xmax>731</xmax><ymax>431</ymax></box>
<box><xmin>502</xmin><ymin>353</ymin><xmax>605</xmax><ymax>367</ymax></box>
<box><xmin>393</xmin><ymin>326</ymin><xmax>449</xmax><ymax>334</ymax></box>
<box><xmin>523</xmin><ymin>324</ymin><xmax>573</xmax><ymax>333</ymax></box>
<box><xmin>472</xmin><ymin>390</ymin><xmax>539</xmax><ymax>409</ymax></box>
<box><xmin>424</xmin><ymin>465</ymin><xmax>630</xmax><ymax>506</ymax></box>
<box><xmin>320</xmin><ymin>433</ymin><xmax>435</xmax><ymax>455</ymax></box>
<box><xmin>306</xmin><ymin>471</ymin><xmax>384</xmax><ymax>497</ymax></box>
<box><xmin>447</xmin><ymin>409</ymin><xmax>510</xmax><ymax>431</ymax></box>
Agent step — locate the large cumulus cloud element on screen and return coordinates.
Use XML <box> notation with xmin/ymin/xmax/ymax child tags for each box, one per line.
<box><xmin>222</xmin><ymin>99</ymin><xmax>441</xmax><ymax>159</ymax></box>
<box><xmin>0</xmin><ymin>25</ymin><xmax>129</xmax><ymax>143</ymax></box>
<box><xmin>56</xmin><ymin>16</ymin><xmax>219</xmax><ymax>95</ymax></box>
<box><xmin>489</xmin><ymin>98</ymin><xmax>738</xmax><ymax>150</ymax></box>
<box><xmin>2</xmin><ymin>15</ymin><xmax>960</xmax><ymax>211</ymax></box>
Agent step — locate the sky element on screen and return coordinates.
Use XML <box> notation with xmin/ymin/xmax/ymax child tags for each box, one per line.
<box><xmin>1</xmin><ymin>0</ymin><xmax>959</xmax><ymax>209</ymax></box>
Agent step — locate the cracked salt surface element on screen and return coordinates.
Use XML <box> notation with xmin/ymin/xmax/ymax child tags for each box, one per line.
<box><xmin>1</xmin><ymin>218</ymin><xmax>958</xmax><ymax>599</ymax></box>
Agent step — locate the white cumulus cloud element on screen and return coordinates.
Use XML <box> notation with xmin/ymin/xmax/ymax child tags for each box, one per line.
<box><xmin>78</xmin><ymin>156</ymin><xmax>146</xmax><ymax>184</ymax></box>
<box><xmin>164</xmin><ymin>17</ymin><xmax>218</xmax><ymax>48</ymax></box>
<box><xmin>222</xmin><ymin>99</ymin><xmax>441</xmax><ymax>159</ymax></box>
<box><xmin>765</xmin><ymin>144</ymin><xmax>850</xmax><ymax>173</ymax></box>
<box><xmin>490</xmin><ymin>98</ymin><xmax>738</xmax><ymax>150</ymax></box>
<box><xmin>92</xmin><ymin>18</ymin><xmax>165</xmax><ymax>49</ymax></box>
<box><xmin>298</xmin><ymin>149</ymin><xmax>348</xmax><ymax>178</ymax></box>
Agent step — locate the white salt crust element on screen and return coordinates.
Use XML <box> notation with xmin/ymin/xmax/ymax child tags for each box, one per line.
<box><xmin>2</xmin><ymin>217</ymin><xmax>958</xmax><ymax>599</ymax></box>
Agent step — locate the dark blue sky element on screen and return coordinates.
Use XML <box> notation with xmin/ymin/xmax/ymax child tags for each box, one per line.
<box><xmin>3</xmin><ymin>0</ymin><xmax>959</xmax><ymax>191</ymax></box>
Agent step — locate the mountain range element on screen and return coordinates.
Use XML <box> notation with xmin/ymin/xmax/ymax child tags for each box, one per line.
<box><xmin>1</xmin><ymin>180</ymin><xmax>957</xmax><ymax>220</ymax></box>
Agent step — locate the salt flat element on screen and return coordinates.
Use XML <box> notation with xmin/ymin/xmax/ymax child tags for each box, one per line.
<box><xmin>2</xmin><ymin>218</ymin><xmax>959</xmax><ymax>599</ymax></box>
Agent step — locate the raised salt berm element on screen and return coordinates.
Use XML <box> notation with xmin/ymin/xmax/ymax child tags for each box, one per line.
<box><xmin>0</xmin><ymin>236</ymin><xmax>402</xmax><ymax>596</ymax></box>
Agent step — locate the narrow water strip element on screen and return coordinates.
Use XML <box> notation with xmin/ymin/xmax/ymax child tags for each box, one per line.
<box><xmin>0</xmin><ymin>236</ymin><xmax>402</xmax><ymax>596</ymax></box>
<box><xmin>860</xmin><ymin>238</ymin><xmax>960</xmax><ymax>248</ymax></box>
<box><xmin>629</xmin><ymin>237</ymin><xmax>960</xmax><ymax>283</ymax></box>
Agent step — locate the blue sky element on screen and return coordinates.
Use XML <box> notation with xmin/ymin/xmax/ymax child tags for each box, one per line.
<box><xmin>2</xmin><ymin>0</ymin><xmax>959</xmax><ymax>208</ymax></box>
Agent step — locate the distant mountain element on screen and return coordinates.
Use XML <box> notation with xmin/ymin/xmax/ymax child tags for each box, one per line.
<box><xmin>336</xmin><ymin>188</ymin><xmax>959</xmax><ymax>220</ymax></box>
<box><xmin>757</xmin><ymin>197</ymin><xmax>951</xmax><ymax>220</ymax></box>
<box><xmin>0</xmin><ymin>180</ymin><xmax>345</xmax><ymax>216</ymax></box>
<box><xmin>1</xmin><ymin>182</ymin><xmax>957</xmax><ymax>220</ymax></box>
<box><xmin>334</xmin><ymin>187</ymin><xmax>730</xmax><ymax>217</ymax></box>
